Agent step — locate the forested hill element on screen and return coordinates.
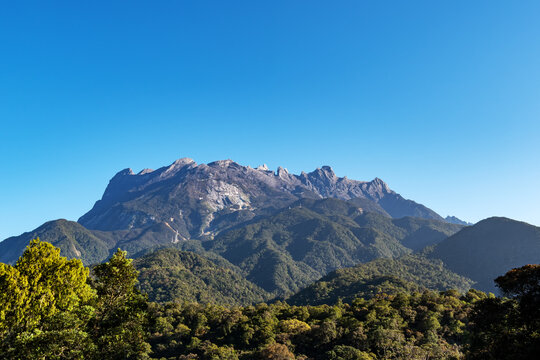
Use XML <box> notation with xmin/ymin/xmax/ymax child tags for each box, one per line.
<box><xmin>0</xmin><ymin>219</ymin><xmax>112</xmax><ymax>265</ymax></box>
<box><xmin>0</xmin><ymin>219</ymin><xmax>186</xmax><ymax>266</ymax></box>
<box><xmin>134</xmin><ymin>248</ymin><xmax>270</xmax><ymax>305</ymax></box>
<box><xmin>286</xmin><ymin>255</ymin><xmax>474</xmax><ymax>305</ymax></box>
<box><xmin>427</xmin><ymin>217</ymin><xmax>540</xmax><ymax>292</ymax></box>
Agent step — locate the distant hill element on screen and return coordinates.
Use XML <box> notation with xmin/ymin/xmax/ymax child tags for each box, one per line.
<box><xmin>133</xmin><ymin>249</ymin><xmax>269</xmax><ymax>305</ymax></box>
<box><xmin>286</xmin><ymin>255</ymin><xmax>474</xmax><ymax>305</ymax></box>
<box><xmin>427</xmin><ymin>217</ymin><xmax>540</xmax><ymax>292</ymax></box>
<box><xmin>354</xmin><ymin>211</ymin><xmax>463</xmax><ymax>251</ymax></box>
<box><xmin>0</xmin><ymin>219</ymin><xmax>111</xmax><ymax>265</ymax></box>
<box><xmin>0</xmin><ymin>219</ymin><xmax>187</xmax><ymax>265</ymax></box>
<box><xmin>204</xmin><ymin>198</ymin><xmax>463</xmax><ymax>295</ymax></box>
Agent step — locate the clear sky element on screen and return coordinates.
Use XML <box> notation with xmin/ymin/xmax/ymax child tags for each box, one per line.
<box><xmin>1</xmin><ymin>1</ymin><xmax>539</xmax><ymax>241</ymax></box>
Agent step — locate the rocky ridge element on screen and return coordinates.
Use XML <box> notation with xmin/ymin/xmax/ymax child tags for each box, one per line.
<box><xmin>79</xmin><ymin>158</ymin><xmax>444</xmax><ymax>240</ymax></box>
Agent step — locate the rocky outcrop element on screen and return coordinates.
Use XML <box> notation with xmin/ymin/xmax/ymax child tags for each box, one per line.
<box><xmin>445</xmin><ymin>216</ymin><xmax>473</xmax><ymax>226</ymax></box>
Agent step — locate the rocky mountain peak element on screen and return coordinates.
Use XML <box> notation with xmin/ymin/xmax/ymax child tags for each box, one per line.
<box><xmin>276</xmin><ymin>166</ymin><xmax>289</xmax><ymax>177</ymax></box>
<box><xmin>115</xmin><ymin>168</ymin><xmax>135</xmax><ymax>177</ymax></box>
<box><xmin>172</xmin><ymin>157</ymin><xmax>195</xmax><ymax>166</ymax></box>
<box><xmin>79</xmin><ymin>158</ymin><xmax>446</xmax><ymax>236</ymax></box>
<box><xmin>162</xmin><ymin>158</ymin><xmax>197</xmax><ymax>177</ymax></box>
<box><xmin>321</xmin><ymin>165</ymin><xmax>334</xmax><ymax>173</ymax></box>
<box><xmin>307</xmin><ymin>166</ymin><xmax>338</xmax><ymax>187</ymax></box>
<box><xmin>167</xmin><ymin>158</ymin><xmax>196</xmax><ymax>171</ymax></box>
<box><xmin>208</xmin><ymin>159</ymin><xmax>237</xmax><ymax>168</ymax></box>
<box><xmin>138</xmin><ymin>168</ymin><xmax>154</xmax><ymax>175</ymax></box>
<box><xmin>371</xmin><ymin>177</ymin><xmax>391</xmax><ymax>193</ymax></box>
<box><xmin>314</xmin><ymin>166</ymin><xmax>336</xmax><ymax>178</ymax></box>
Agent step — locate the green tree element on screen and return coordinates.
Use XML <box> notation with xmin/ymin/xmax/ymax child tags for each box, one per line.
<box><xmin>15</xmin><ymin>239</ymin><xmax>95</xmax><ymax>329</ymax></box>
<box><xmin>0</xmin><ymin>263</ymin><xmax>29</xmax><ymax>333</ymax></box>
<box><xmin>495</xmin><ymin>264</ymin><xmax>540</xmax><ymax>328</ymax></box>
<box><xmin>90</xmin><ymin>249</ymin><xmax>151</xmax><ymax>360</ymax></box>
<box><xmin>199</xmin><ymin>341</ymin><xmax>239</xmax><ymax>360</ymax></box>
<box><xmin>326</xmin><ymin>345</ymin><xmax>374</xmax><ymax>360</ymax></box>
<box><xmin>468</xmin><ymin>264</ymin><xmax>540</xmax><ymax>359</ymax></box>
<box><xmin>0</xmin><ymin>239</ymin><xmax>96</xmax><ymax>359</ymax></box>
<box><xmin>257</xmin><ymin>342</ymin><xmax>295</xmax><ymax>359</ymax></box>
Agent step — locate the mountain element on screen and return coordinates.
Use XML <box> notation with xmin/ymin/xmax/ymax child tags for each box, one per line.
<box><xmin>286</xmin><ymin>255</ymin><xmax>474</xmax><ymax>305</ymax></box>
<box><xmin>427</xmin><ymin>217</ymin><xmax>540</xmax><ymax>292</ymax></box>
<box><xmin>1</xmin><ymin>158</ymin><xmax>451</xmax><ymax>265</ymax></box>
<box><xmin>133</xmin><ymin>248</ymin><xmax>270</xmax><ymax>305</ymax></box>
<box><xmin>78</xmin><ymin>159</ymin><xmax>445</xmax><ymax>241</ymax></box>
<box><xmin>0</xmin><ymin>158</ymin><xmax>468</xmax><ymax>304</ymax></box>
<box><xmin>203</xmin><ymin>198</ymin><xmax>463</xmax><ymax>295</ymax></box>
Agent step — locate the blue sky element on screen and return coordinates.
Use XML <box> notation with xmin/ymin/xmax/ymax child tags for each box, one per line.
<box><xmin>1</xmin><ymin>1</ymin><xmax>539</xmax><ymax>240</ymax></box>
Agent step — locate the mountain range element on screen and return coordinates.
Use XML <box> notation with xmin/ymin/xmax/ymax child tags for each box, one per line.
<box><xmin>78</xmin><ymin>158</ymin><xmax>446</xmax><ymax>238</ymax></box>
<box><xmin>1</xmin><ymin>158</ymin><xmax>538</xmax><ymax>305</ymax></box>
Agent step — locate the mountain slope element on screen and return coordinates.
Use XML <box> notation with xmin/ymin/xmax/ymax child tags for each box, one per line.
<box><xmin>354</xmin><ymin>212</ymin><xmax>464</xmax><ymax>251</ymax></box>
<box><xmin>134</xmin><ymin>249</ymin><xmax>270</xmax><ymax>305</ymax></box>
<box><xmin>0</xmin><ymin>219</ymin><xmax>111</xmax><ymax>265</ymax></box>
<box><xmin>78</xmin><ymin>159</ymin><xmax>445</xmax><ymax>241</ymax></box>
<box><xmin>203</xmin><ymin>198</ymin><xmax>462</xmax><ymax>295</ymax></box>
<box><xmin>287</xmin><ymin>255</ymin><xmax>474</xmax><ymax>305</ymax></box>
<box><xmin>427</xmin><ymin>217</ymin><xmax>540</xmax><ymax>292</ymax></box>
<box><xmin>206</xmin><ymin>206</ymin><xmax>389</xmax><ymax>294</ymax></box>
<box><xmin>0</xmin><ymin>219</ymin><xmax>188</xmax><ymax>265</ymax></box>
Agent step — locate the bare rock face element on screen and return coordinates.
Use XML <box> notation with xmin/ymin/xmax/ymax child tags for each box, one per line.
<box><xmin>78</xmin><ymin>158</ymin><xmax>444</xmax><ymax>239</ymax></box>
<box><xmin>445</xmin><ymin>216</ymin><xmax>473</xmax><ymax>226</ymax></box>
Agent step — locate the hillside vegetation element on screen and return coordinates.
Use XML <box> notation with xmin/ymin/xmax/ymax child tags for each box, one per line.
<box><xmin>206</xmin><ymin>198</ymin><xmax>463</xmax><ymax>295</ymax></box>
<box><xmin>287</xmin><ymin>255</ymin><xmax>474</xmax><ymax>305</ymax></box>
<box><xmin>0</xmin><ymin>219</ymin><xmax>111</xmax><ymax>265</ymax></box>
<box><xmin>134</xmin><ymin>248</ymin><xmax>270</xmax><ymax>305</ymax></box>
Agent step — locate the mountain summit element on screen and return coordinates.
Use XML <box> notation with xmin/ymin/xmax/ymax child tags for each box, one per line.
<box><xmin>78</xmin><ymin>158</ymin><xmax>444</xmax><ymax>240</ymax></box>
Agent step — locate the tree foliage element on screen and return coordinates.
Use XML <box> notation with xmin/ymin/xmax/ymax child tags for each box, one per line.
<box><xmin>0</xmin><ymin>239</ymin><xmax>95</xmax><ymax>358</ymax></box>
<box><xmin>90</xmin><ymin>249</ymin><xmax>151</xmax><ymax>359</ymax></box>
<box><xmin>467</xmin><ymin>264</ymin><xmax>540</xmax><ymax>359</ymax></box>
<box><xmin>134</xmin><ymin>248</ymin><xmax>269</xmax><ymax>305</ymax></box>
<box><xmin>287</xmin><ymin>255</ymin><xmax>473</xmax><ymax>306</ymax></box>
<box><xmin>147</xmin><ymin>290</ymin><xmax>479</xmax><ymax>359</ymax></box>
<box><xmin>0</xmin><ymin>240</ymin><xmax>150</xmax><ymax>359</ymax></box>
